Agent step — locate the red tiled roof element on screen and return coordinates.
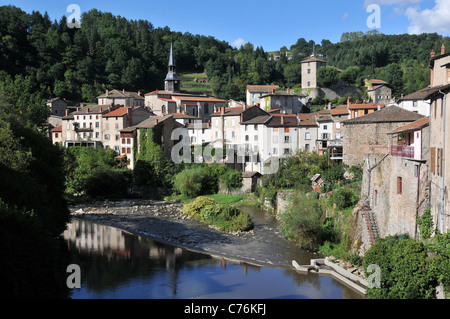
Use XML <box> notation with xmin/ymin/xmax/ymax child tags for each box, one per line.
<box><xmin>103</xmin><ymin>106</ymin><xmax>130</xmax><ymax>117</ymax></box>
<box><xmin>390</xmin><ymin>116</ymin><xmax>429</xmax><ymax>134</ymax></box>
<box><xmin>349</xmin><ymin>103</ymin><xmax>385</xmax><ymax>110</ymax></box>
<box><xmin>211</xmin><ymin>107</ymin><xmax>244</xmax><ymax>116</ymax></box>
<box><xmin>52</xmin><ymin>125</ymin><xmax>62</xmax><ymax>132</ymax></box>
<box><xmin>159</xmin><ymin>98</ymin><xmax>176</xmax><ymax>102</ymax></box>
<box><xmin>173</xmin><ymin>96</ymin><xmax>227</xmax><ymax>102</ymax></box>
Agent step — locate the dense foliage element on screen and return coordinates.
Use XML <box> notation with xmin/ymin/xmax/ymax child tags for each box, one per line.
<box><xmin>0</xmin><ymin>5</ymin><xmax>448</xmax><ymax>105</ymax></box>
<box><xmin>363</xmin><ymin>235</ymin><xmax>437</xmax><ymax>299</ymax></box>
<box><xmin>0</xmin><ymin>88</ymin><xmax>70</xmax><ymax>297</ymax></box>
<box><xmin>183</xmin><ymin>196</ymin><xmax>253</xmax><ymax>232</ymax></box>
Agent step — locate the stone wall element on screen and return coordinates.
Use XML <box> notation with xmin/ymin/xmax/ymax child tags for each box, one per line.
<box><xmin>342</xmin><ymin>121</ymin><xmax>413</xmax><ymax>167</ymax></box>
<box><xmin>361</xmin><ymin>154</ymin><xmax>429</xmax><ymax>240</ymax></box>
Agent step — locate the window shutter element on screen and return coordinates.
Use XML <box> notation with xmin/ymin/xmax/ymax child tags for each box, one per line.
<box><xmin>430</xmin><ymin>147</ymin><xmax>436</xmax><ymax>174</ymax></box>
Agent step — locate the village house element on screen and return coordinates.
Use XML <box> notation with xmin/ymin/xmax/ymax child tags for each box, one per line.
<box><xmin>246</xmin><ymin>85</ymin><xmax>279</xmax><ymax>107</ymax></box>
<box><xmin>258</xmin><ymin>89</ymin><xmax>307</xmax><ymax>114</ymax></box>
<box><xmin>423</xmin><ymin>44</ymin><xmax>450</xmax><ymax>233</ymax></box>
<box><xmin>365</xmin><ymin>79</ymin><xmax>393</xmax><ymax>105</ymax></box>
<box><xmin>397</xmin><ymin>87</ymin><xmax>431</xmax><ymax>116</ymax></box>
<box><xmin>97</xmin><ymin>89</ymin><xmax>145</xmax><ymax>108</ymax></box>
<box><xmin>348</xmin><ymin>100</ymin><xmax>385</xmax><ymax>119</ymax></box>
<box><xmin>359</xmin><ymin>116</ymin><xmax>430</xmax><ymax>241</ymax></box>
<box><xmin>51</xmin><ymin>124</ymin><xmax>63</xmax><ymax>145</ymax></box>
<box><xmin>46</xmin><ymin>97</ymin><xmax>68</xmax><ymax>116</ymax></box>
<box><xmin>301</xmin><ymin>56</ymin><xmax>327</xmax><ymax>89</ymax></box>
<box><xmin>102</xmin><ymin>106</ymin><xmax>152</xmax><ymax>153</ymax></box>
<box><xmin>119</xmin><ymin>115</ymin><xmax>182</xmax><ymax>169</ymax></box>
<box><xmin>298</xmin><ymin>113</ymin><xmax>319</xmax><ymax>154</ymax></box>
<box><xmin>342</xmin><ymin>105</ymin><xmax>425</xmax><ymax>167</ymax></box>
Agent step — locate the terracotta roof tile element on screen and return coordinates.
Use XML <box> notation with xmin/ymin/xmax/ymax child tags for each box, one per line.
<box><xmin>342</xmin><ymin>105</ymin><xmax>424</xmax><ymax>125</ymax></box>
<box><xmin>390</xmin><ymin>116</ymin><xmax>429</xmax><ymax>134</ymax></box>
<box><xmin>103</xmin><ymin>106</ymin><xmax>131</xmax><ymax>117</ymax></box>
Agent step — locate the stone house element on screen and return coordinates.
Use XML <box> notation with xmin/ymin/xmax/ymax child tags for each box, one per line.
<box><xmin>259</xmin><ymin>89</ymin><xmax>307</xmax><ymax>114</ymax></box>
<box><xmin>97</xmin><ymin>89</ymin><xmax>145</xmax><ymax>107</ymax></box>
<box><xmin>46</xmin><ymin>97</ymin><xmax>68</xmax><ymax>116</ymax></box>
<box><xmin>365</xmin><ymin>79</ymin><xmax>393</xmax><ymax>105</ymax></box>
<box><xmin>241</xmin><ymin>171</ymin><xmax>262</xmax><ymax>193</ymax></box>
<box><xmin>342</xmin><ymin>105</ymin><xmax>425</xmax><ymax>167</ymax></box>
<box><xmin>360</xmin><ymin>117</ymin><xmax>430</xmax><ymax>240</ymax></box>
<box><xmin>119</xmin><ymin>115</ymin><xmax>182</xmax><ymax>169</ymax></box>
<box><xmin>246</xmin><ymin>85</ymin><xmax>279</xmax><ymax>106</ymax></box>
<box><xmin>301</xmin><ymin>56</ymin><xmax>327</xmax><ymax>89</ymax></box>
<box><xmin>423</xmin><ymin>44</ymin><xmax>450</xmax><ymax>233</ymax></box>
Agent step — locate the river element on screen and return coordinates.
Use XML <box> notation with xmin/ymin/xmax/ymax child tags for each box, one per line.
<box><xmin>63</xmin><ymin>216</ymin><xmax>364</xmax><ymax>299</ymax></box>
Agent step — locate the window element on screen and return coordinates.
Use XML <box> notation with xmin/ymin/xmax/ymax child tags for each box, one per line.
<box><xmin>397</xmin><ymin>177</ymin><xmax>402</xmax><ymax>195</ymax></box>
<box><xmin>127</xmin><ymin>148</ymin><xmax>131</xmax><ymax>154</ymax></box>
<box><xmin>96</xmin><ymin>122</ymin><xmax>99</xmax><ymax>128</ymax></box>
<box><xmin>336</xmin><ymin>122</ymin><xmax>341</xmax><ymax>129</ymax></box>
<box><xmin>336</xmin><ymin>132</ymin><xmax>341</xmax><ymax>139</ymax></box>
<box><xmin>95</xmin><ymin>132</ymin><xmax>99</xmax><ymax>139</ymax></box>
<box><xmin>245</xmin><ymin>125</ymin><xmax>248</xmax><ymax>131</ymax></box>
<box><xmin>413</xmin><ymin>101</ymin><xmax>418</xmax><ymax>107</ymax></box>
<box><xmin>215</xmin><ymin>120</ymin><xmax>219</xmax><ymax>127</ymax></box>
<box><xmin>430</xmin><ymin>147</ymin><xmax>436</xmax><ymax>174</ymax></box>
<box><xmin>307</xmin><ymin>69</ymin><xmax>311</xmax><ymax>74</ymax></box>
<box><xmin>54</xmin><ymin>133</ymin><xmax>58</xmax><ymax>138</ymax></box>
<box><xmin>231</xmin><ymin>131</ymin><xmax>236</xmax><ymax>139</ymax></box>
<box><xmin>254</xmin><ymin>125</ymin><xmax>258</xmax><ymax>131</ymax></box>
<box><xmin>122</xmin><ymin>138</ymin><xmax>126</xmax><ymax>144</ymax></box>
<box><xmin>162</xmin><ymin>105</ymin><xmax>166</xmax><ymax>114</ymax></box>
<box><xmin>323</xmin><ymin>125</ymin><xmax>328</xmax><ymax>130</ymax></box>
<box><xmin>115</xmin><ymin>134</ymin><xmax>119</xmax><ymax>141</ymax></box>
<box><xmin>104</xmin><ymin>134</ymin><xmax>110</xmax><ymax>140</ymax></box>
<box><xmin>67</xmin><ymin>132</ymin><xmax>71</xmax><ymax>140</ymax></box>
<box><xmin>273</xmin><ymin>148</ymin><xmax>278</xmax><ymax>155</ymax></box>
<box><xmin>284</xmin><ymin>136</ymin><xmax>291</xmax><ymax>144</ymax></box>
<box><xmin>215</xmin><ymin>131</ymin><xmax>219</xmax><ymax>138</ymax></box>
<box><xmin>284</xmin><ymin>148</ymin><xmax>291</xmax><ymax>155</ymax></box>
<box><xmin>127</xmin><ymin>138</ymin><xmax>131</xmax><ymax>144</ymax></box>
<box><xmin>245</xmin><ymin>135</ymin><xmax>249</xmax><ymax>141</ymax></box>
<box><xmin>305</xmin><ymin>144</ymin><xmax>310</xmax><ymax>152</ymax></box>
<box><xmin>115</xmin><ymin>123</ymin><xmax>119</xmax><ymax>129</ymax></box>
<box><xmin>307</xmin><ymin>81</ymin><xmax>311</xmax><ymax>87</ymax></box>
<box><xmin>122</xmin><ymin>147</ymin><xmax>126</xmax><ymax>154</ymax></box>
<box><xmin>254</xmin><ymin>135</ymin><xmax>258</xmax><ymax>141</ymax></box>
<box><xmin>231</xmin><ymin>119</ymin><xmax>235</xmax><ymax>126</ymax></box>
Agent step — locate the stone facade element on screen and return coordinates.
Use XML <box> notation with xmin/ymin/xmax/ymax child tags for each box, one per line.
<box><xmin>301</xmin><ymin>56</ymin><xmax>327</xmax><ymax>89</ymax></box>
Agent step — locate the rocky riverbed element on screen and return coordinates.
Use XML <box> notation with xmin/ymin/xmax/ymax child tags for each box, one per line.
<box><xmin>69</xmin><ymin>199</ymin><xmax>319</xmax><ymax>268</ymax></box>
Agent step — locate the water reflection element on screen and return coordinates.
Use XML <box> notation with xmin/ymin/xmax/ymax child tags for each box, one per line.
<box><xmin>63</xmin><ymin>219</ymin><xmax>363</xmax><ymax>299</ymax></box>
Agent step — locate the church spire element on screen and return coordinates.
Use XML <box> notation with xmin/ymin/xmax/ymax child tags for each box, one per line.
<box><xmin>164</xmin><ymin>43</ymin><xmax>180</xmax><ymax>93</ymax></box>
<box><xmin>168</xmin><ymin>42</ymin><xmax>176</xmax><ymax>67</ymax></box>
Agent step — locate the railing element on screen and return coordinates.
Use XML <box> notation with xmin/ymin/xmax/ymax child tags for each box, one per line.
<box><xmin>390</xmin><ymin>145</ymin><xmax>414</xmax><ymax>158</ymax></box>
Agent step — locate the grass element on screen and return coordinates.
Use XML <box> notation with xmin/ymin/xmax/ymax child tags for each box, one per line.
<box><xmin>181</xmin><ymin>87</ymin><xmax>213</xmax><ymax>92</ymax></box>
<box><xmin>204</xmin><ymin>194</ymin><xmax>245</xmax><ymax>205</ymax></box>
<box><xmin>179</xmin><ymin>73</ymin><xmax>207</xmax><ymax>79</ymax></box>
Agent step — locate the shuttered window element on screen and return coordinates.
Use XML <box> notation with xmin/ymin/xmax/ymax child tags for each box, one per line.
<box><xmin>397</xmin><ymin>177</ymin><xmax>402</xmax><ymax>195</ymax></box>
<box><xmin>430</xmin><ymin>147</ymin><xmax>436</xmax><ymax>174</ymax></box>
<box><xmin>437</xmin><ymin>148</ymin><xmax>441</xmax><ymax>176</ymax></box>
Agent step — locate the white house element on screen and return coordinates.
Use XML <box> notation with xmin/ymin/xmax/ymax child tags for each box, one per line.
<box><xmin>397</xmin><ymin>87</ymin><xmax>431</xmax><ymax>116</ymax></box>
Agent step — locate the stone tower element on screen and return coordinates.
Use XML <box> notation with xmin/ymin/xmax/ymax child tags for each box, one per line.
<box><xmin>164</xmin><ymin>43</ymin><xmax>180</xmax><ymax>93</ymax></box>
<box><xmin>301</xmin><ymin>56</ymin><xmax>327</xmax><ymax>89</ymax></box>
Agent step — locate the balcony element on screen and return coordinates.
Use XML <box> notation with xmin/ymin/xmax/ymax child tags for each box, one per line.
<box><xmin>390</xmin><ymin>145</ymin><xmax>414</xmax><ymax>158</ymax></box>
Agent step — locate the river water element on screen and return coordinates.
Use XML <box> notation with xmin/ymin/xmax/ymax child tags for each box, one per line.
<box><xmin>63</xmin><ymin>218</ymin><xmax>364</xmax><ymax>299</ymax></box>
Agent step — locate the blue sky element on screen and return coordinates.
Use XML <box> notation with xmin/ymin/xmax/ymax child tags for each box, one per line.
<box><xmin>2</xmin><ymin>0</ymin><xmax>449</xmax><ymax>52</ymax></box>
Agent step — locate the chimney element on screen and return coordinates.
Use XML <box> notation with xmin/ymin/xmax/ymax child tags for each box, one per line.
<box><xmin>287</xmin><ymin>87</ymin><xmax>290</xmax><ymax>94</ymax></box>
<box><xmin>431</xmin><ymin>50</ymin><xmax>436</xmax><ymax>58</ymax></box>
<box><xmin>281</xmin><ymin>116</ymin><xmax>284</xmax><ymax>125</ymax></box>
<box><xmin>106</xmin><ymin>89</ymin><xmax>109</xmax><ymax>97</ymax></box>
<box><xmin>221</xmin><ymin>106</ymin><xmax>225</xmax><ymax>115</ymax></box>
<box><xmin>442</xmin><ymin>43</ymin><xmax>446</xmax><ymax>55</ymax></box>
<box><xmin>65</xmin><ymin>109</ymin><xmax>69</xmax><ymax>117</ymax></box>
<box><xmin>328</xmin><ymin>102</ymin><xmax>331</xmax><ymax>110</ymax></box>
<box><xmin>347</xmin><ymin>95</ymin><xmax>350</xmax><ymax>107</ymax></box>
<box><xmin>377</xmin><ymin>104</ymin><xmax>381</xmax><ymax>111</ymax></box>
<box><xmin>123</xmin><ymin>89</ymin><xmax>125</xmax><ymax>94</ymax></box>
<box><xmin>138</xmin><ymin>90</ymin><xmax>141</xmax><ymax>96</ymax></box>
<box><xmin>127</xmin><ymin>107</ymin><xmax>132</xmax><ymax>127</ymax></box>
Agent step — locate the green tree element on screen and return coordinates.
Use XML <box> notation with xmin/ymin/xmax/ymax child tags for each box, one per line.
<box><xmin>317</xmin><ymin>67</ymin><xmax>339</xmax><ymax>88</ymax></box>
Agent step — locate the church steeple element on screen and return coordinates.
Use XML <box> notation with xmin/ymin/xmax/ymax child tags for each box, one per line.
<box><xmin>164</xmin><ymin>43</ymin><xmax>180</xmax><ymax>93</ymax></box>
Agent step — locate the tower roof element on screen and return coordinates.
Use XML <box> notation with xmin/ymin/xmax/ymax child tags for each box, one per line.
<box><xmin>168</xmin><ymin>43</ymin><xmax>175</xmax><ymax>67</ymax></box>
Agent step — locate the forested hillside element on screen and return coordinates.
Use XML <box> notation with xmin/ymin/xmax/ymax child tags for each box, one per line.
<box><xmin>0</xmin><ymin>5</ymin><xmax>448</xmax><ymax>104</ymax></box>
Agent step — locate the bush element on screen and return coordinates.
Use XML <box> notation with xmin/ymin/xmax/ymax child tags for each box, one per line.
<box><xmin>220</xmin><ymin>169</ymin><xmax>243</xmax><ymax>192</ymax></box>
<box><xmin>331</xmin><ymin>187</ymin><xmax>358</xmax><ymax>210</ymax></box>
<box><xmin>363</xmin><ymin>235</ymin><xmax>437</xmax><ymax>299</ymax></box>
<box><xmin>85</xmin><ymin>167</ymin><xmax>132</xmax><ymax>197</ymax></box>
<box><xmin>279</xmin><ymin>193</ymin><xmax>323</xmax><ymax>250</ymax></box>
<box><xmin>183</xmin><ymin>196</ymin><xmax>253</xmax><ymax>232</ymax></box>
<box><xmin>183</xmin><ymin>196</ymin><xmax>215</xmax><ymax>218</ymax></box>
<box><xmin>417</xmin><ymin>208</ymin><xmax>433</xmax><ymax>240</ymax></box>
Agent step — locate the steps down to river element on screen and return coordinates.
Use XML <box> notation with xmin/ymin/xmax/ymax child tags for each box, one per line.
<box><xmin>292</xmin><ymin>259</ymin><xmax>368</xmax><ymax>296</ymax></box>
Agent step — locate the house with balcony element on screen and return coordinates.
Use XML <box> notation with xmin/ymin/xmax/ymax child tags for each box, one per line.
<box><xmin>359</xmin><ymin>116</ymin><xmax>430</xmax><ymax>241</ymax></box>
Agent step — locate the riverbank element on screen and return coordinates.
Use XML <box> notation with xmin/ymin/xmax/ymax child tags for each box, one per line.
<box><xmin>69</xmin><ymin>198</ymin><xmax>320</xmax><ymax>269</ymax></box>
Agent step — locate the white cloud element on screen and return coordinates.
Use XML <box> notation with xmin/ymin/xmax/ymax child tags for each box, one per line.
<box><xmin>405</xmin><ymin>0</ymin><xmax>450</xmax><ymax>34</ymax></box>
<box><xmin>231</xmin><ymin>38</ymin><xmax>247</xmax><ymax>48</ymax></box>
<box><xmin>342</xmin><ymin>12</ymin><xmax>350</xmax><ymax>20</ymax></box>
<box><xmin>363</xmin><ymin>0</ymin><xmax>424</xmax><ymax>8</ymax></box>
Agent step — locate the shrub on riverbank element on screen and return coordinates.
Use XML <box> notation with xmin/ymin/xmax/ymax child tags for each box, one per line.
<box><xmin>183</xmin><ymin>196</ymin><xmax>253</xmax><ymax>232</ymax></box>
<box><xmin>279</xmin><ymin>193</ymin><xmax>323</xmax><ymax>250</ymax></box>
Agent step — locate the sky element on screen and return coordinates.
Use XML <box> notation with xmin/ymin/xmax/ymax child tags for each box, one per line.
<box><xmin>1</xmin><ymin>0</ymin><xmax>450</xmax><ymax>52</ymax></box>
